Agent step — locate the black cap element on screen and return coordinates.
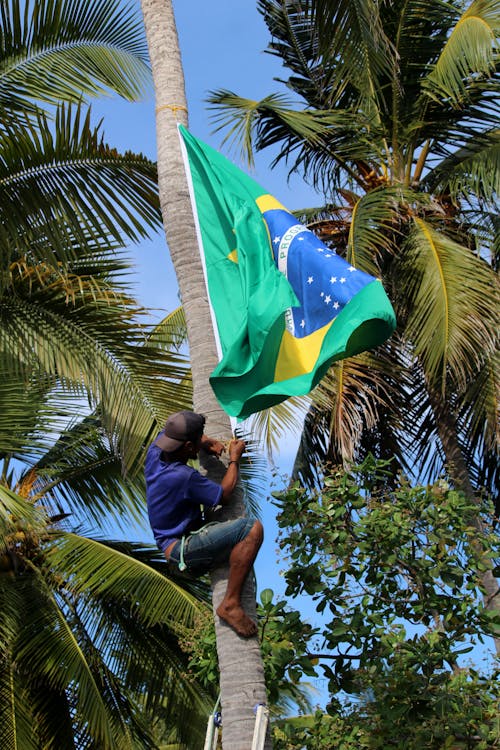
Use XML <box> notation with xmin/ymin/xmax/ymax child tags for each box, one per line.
<box><xmin>154</xmin><ymin>411</ymin><xmax>205</xmax><ymax>453</ymax></box>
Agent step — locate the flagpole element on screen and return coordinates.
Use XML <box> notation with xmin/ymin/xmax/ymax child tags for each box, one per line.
<box><xmin>178</xmin><ymin>125</ymin><xmax>223</xmax><ymax>360</ymax></box>
<box><xmin>178</xmin><ymin>125</ymin><xmax>238</xmax><ymax>438</ymax></box>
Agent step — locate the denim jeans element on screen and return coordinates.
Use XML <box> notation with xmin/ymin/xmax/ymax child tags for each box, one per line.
<box><xmin>168</xmin><ymin>517</ymin><xmax>255</xmax><ymax>576</ymax></box>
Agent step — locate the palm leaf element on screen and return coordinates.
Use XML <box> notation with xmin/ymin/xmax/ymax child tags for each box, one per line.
<box><xmin>245</xmin><ymin>396</ymin><xmax>309</xmax><ymax>464</ymax></box>
<box><xmin>47</xmin><ymin>532</ymin><xmax>202</xmax><ymax>628</ymax></box>
<box><xmin>425</xmin><ymin>129</ymin><xmax>500</xmax><ymax>204</ymax></box>
<box><xmin>0</xmin><ymin>659</ymin><xmax>16</xmax><ymax>750</ymax></box>
<box><xmin>423</xmin><ymin>0</ymin><xmax>499</xmax><ymax>106</ymax></box>
<box><xmin>209</xmin><ymin>90</ymin><xmax>330</xmax><ymax>167</ymax></box>
<box><xmin>346</xmin><ymin>185</ymin><xmax>406</xmax><ymax>275</ymax></box>
<box><xmin>0</xmin><ymin>485</ymin><xmax>46</xmax><ymax>542</ymax></box>
<box><xmin>292</xmin><ymin>341</ymin><xmax>411</xmax><ymax>485</ymax></box>
<box><xmin>99</xmin><ymin>540</ymin><xmax>212</xmax><ymax>602</ymax></box>
<box><xmin>0</xmin><ymin>104</ymin><xmax>161</xmax><ymax>271</ymax></box>
<box><xmin>458</xmin><ymin>353</ymin><xmax>499</xmax><ymax>456</ymax></box>
<box><xmin>152</xmin><ymin>306</ymin><xmax>189</xmax><ymax>352</ymax></box>
<box><xmin>208</xmin><ymin>90</ymin><xmax>385</xmax><ymax>194</ymax></box>
<box><xmin>1</xmin><ymin>265</ymin><xmax>191</xmax><ymax>471</ymax></box>
<box><xmin>8</xmin><ymin>539</ymin><xmax>206</xmax><ymax>747</ymax></box>
<box><xmin>81</xmin><ymin>594</ymin><xmax>212</xmax><ymax>748</ymax></box>
<box><xmin>389</xmin><ymin>0</ymin><xmax>459</xmax><ymax>117</ymax></box>
<box><xmin>317</xmin><ymin>346</ymin><xmax>406</xmax><ymax>462</ymax></box>
<box><xmin>0</xmin><ymin>648</ymin><xmax>39</xmax><ymax>750</ymax></box>
<box><xmin>13</xmin><ymin>570</ymin><xmax>115</xmax><ymax>748</ymax></box>
<box><xmin>455</xmin><ymin>353</ymin><xmax>499</xmax><ymax>500</ymax></box>
<box><xmin>260</xmin><ymin>0</ymin><xmax>393</xmax><ymax>111</ymax></box>
<box><xmin>21</xmin><ymin>678</ymin><xmax>77</xmax><ymax>750</ymax></box>
<box><xmin>58</xmin><ymin>598</ymin><xmax>158</xmax><ymax>749</ymax></box>
<box><xmin>0</xmin><ymin>357</ymin><xmax>62</xmax><ymax>458</ymax></box>
<box><xmin>0</xmin><ymin>0</ymin><xmax>150</xmax><ymax>114</ymax></box>
<box><xmin>399</xmin><ymin>218</ymin><xmax>497</xmax><ymax>390</ymax></box>
<box><xmin>26</xmin><ymin>415</ymin><xmax>148</xmax><ymax>531</ymax></box>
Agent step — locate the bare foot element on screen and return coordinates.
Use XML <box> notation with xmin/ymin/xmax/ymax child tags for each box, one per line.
<box><xmin>216</xmin><ymin>601</ymin><xmax>257</xmax><ymax>638</ymax></box>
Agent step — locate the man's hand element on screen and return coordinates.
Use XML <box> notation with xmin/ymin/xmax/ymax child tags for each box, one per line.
<box><xmin>220</xmin><ymin>439</ymin><xmax>246</xmax><ymax>502</ymax></box>
<box><xmin>201</xmin><ymin>435</ymin><xmax>225</xmax><ymax>457</ymax></box>
<box><xmin>228</xmin><ymin>438</ymin><xmax>245</xmax><ymax>462</ymax></box>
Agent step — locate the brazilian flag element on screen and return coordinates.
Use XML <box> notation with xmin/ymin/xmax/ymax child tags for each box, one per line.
<box><xmin>179</xmin><ymin>125</ymin><xmax>396</xmax><ymax>420</ymax></box>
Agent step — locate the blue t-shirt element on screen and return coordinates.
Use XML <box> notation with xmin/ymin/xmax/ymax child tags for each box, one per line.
<box><xmin>145</xmin><ymin>443</ymin><xmax>223</xmax><ymax>552</ymax></box>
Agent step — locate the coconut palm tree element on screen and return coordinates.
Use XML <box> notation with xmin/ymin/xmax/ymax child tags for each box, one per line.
<box><xmin>0</xmin><ymin>396</ymin><xmax>213</xmax><ymax>749</ymax></box>
<box><xmin>140</xmin><ymin>2</ymin><xmax>271</xmax><ymax>748</ymax></box>
<box><xmin>0</xmin><ymin>0</ymin><xmax>188</xmax><ymax>463</ymax></box>
<box><xmin>0</xmin><ymin>0</ymin><xmax>213</xmax><ymax>745</ymax></box>
<box><xmin>209</xmin><ymin>0</ymin><xmax>499</xmax><ymax>645</ymax></box>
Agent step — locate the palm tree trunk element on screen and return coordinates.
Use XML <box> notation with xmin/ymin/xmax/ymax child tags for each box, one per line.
<box><xmin>428</xmin><ymin>384</ymin><xmax>500</xmax><ymax>655</ymax></box>
<box><xmin>140</xmin><ymin>3</ymin><xmax>270</xmax><ymax>747</ymax></box>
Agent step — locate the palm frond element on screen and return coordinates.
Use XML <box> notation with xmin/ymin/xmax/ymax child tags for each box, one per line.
<box><xmin>0</xmin><ymin>0</ymin><xmax>150</xmax><ymax>114</ymax></box>
<box><xmin>0</xmin><ymin>357</ymin><xmax>59</xmax><ymax>458</ymax></box>
<box><xmin>14</xmin><ymin>570</ymin><xmax>115</xmax><ymax>748</ymax></box>
<box><xmin>399</xmin><ymin>218</ymin><xmax>497</xmax><ymax>390</ymax></box>
<box><xmin>390</xmin><ymin>0</ymin><xmax>459</xmax><ymax>90</ymax></box>
<box><xmin>346</xmin><ymin>185</ymin><xmax>407</xmax><ymax>275</ymax></box>
<box><xmin>0</xmin><ymin>647</ymin><xmax>39</xmax><ymax>750</ymax></box>
<box><xmin>77</xmin><ymin>586</ymin><xmax>213</xmax><ymax>747</ymax></box>
<box><xmin>0</xmin><ymin>658</ymin><xmax>16</xmax><ymax>750</ymax></box>
<box><xmin>47</xmin><ymin>532</ymin><xmax>202</xmax><ymax>629</ymax></box>
<box><xmin>318</xmin><ymin>347</ymin><xmax>406</xmax><ymax>462</ymax></box>
<box><xmin>455</xmin><ymin>353</ymin><xmax>499</xmax><ymax>501</ymax></box>
<box><xmin>423</xmin><ymin>0</ymin><xmax>499</xmax><ymax>106</ymax></box>
<box><xmin>458</xmin><ymin>353</ymin><xmax>499</xmax><ymax>457</ymax></box>
<box><xmin>208</xmin><ymin>89</ymin><xmax>385</xmax><ymax>194</ymax></box>
<box><xmin>22</xmin><ymin>679</ymin><xmax>77</xmax><ymax>750</ymax></box>
<box><xmin>245</xmin><ymin>396</ymin><xmax>309</xmax><ymax>464</ymax></box>
<box><xmin>292</xmin><ymin>341</ymin><xmax>411</xmax><ymax>485</ymax></box>
<box><xmin>151</xmin><ymin>306</ymin><xmax>189</xmax><ymax>352</ymax></box>
<box><xmin>26</xmin><ymin>415</ymin><xmax>148</xmax><ymax>531</ymax></box>
<box><xmin>1</xmin><ymin>266</ymin><xmax>191</xmax><ymax>471</ymax></box>
<box><xmin>90</xmin><ymin>539</ymin><xmax>212</xmax><ymax>602</ymax></box>
<box><xmin>0</xmin><ymin>104</ymin><xmax>161</xmax><ymax>271</ymax></box>
<box><xmin>425</xmin><ymin>129</ymin><xmax>500</xmax><ymax>205</ymax></box>
<box><xmin>209</xmin><ymin>90</ymin><xmax>328</xmax><ymax>167</ymax></box>
<box><xmin>259</xmin><ymin>0</ymin><xmax>393</xmax><ymax>111</ymax></box>
<box><xmin>0</xmin><ymin>485</ymin><xmax>46</xmax><ymax>542</ymax></box>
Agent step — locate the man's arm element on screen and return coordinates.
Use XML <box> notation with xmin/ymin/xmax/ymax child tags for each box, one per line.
<box><xmin>220</xmin><ymin>439</ymin><xmax>245</xmax><ymax>503</ymax></box>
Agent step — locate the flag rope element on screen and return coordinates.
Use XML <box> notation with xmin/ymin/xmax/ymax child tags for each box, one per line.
<box><xmin>156</xmin><ymin>103</ymin><xmax>188</xmax><ymax>115</ymax></box>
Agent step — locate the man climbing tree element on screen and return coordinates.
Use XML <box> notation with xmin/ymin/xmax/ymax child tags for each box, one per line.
<box><xmin>145</xmin><ymin>410</ymin><xmax>263</xmax><ymax>638</ymax></box>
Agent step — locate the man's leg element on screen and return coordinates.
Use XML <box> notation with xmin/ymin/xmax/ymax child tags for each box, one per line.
<box><xmin>215</xmin><ymin>519</ymin><xmax>263</xmax><ymax>637</ymax></box>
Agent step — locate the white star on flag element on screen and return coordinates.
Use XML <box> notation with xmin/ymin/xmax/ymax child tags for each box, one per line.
<box><xmin>307</xmin><ymin>276</ymin><xmax>314</xmax><ymax>284</ymax></box>
<box><xmin>333</xmin><ymin>301</ymin><xmax>340</xmax><ymax>309</ymax></box>
<box><xmin>273</xmin><ymin>236</ymin><xmax>281</xmax><ymax>244</ymax></box>
<box><xmin>330</xmin><ymin>276</ymin><xmax>337</xmax><ymax>283</ymax></box>
<box><xmin>340</xmin><ymin>277</ymin><xmax>346</xmax><ymax>283</ymax></box>
<box><xmin>349</xmin><ymin>266</ymin><xmax>356</xmax><ymax>272</ymax></box>
<box><xmin>324</xmin><ymin>295</ymin><xmax>331</xmax><ymax>304</ymax></box>
<box><xmin>300</xmin><ymin>319</ymin><xmax>305</xmax><ymax>328</ymax></box>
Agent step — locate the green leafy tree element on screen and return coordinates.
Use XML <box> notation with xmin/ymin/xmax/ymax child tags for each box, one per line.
<box><xmin>179</xmin><ymin>589</ymin><xmax>319</xmax><ymax>718</ymax></box>
<box><xmin>209</xmin><ymin>0</ymin><xmax>499</xmax><ymax>648</ymax></box>
<box><xmin>270</xmin><ymin>457</ymin><xmax>500</xmax><ymax>749</ymax></box>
